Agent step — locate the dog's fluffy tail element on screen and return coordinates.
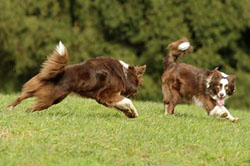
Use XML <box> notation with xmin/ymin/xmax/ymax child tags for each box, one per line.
<box><xmin>163</xmin><ymin>38</ymin><xmax>193</xmax><ymax>70</ymax></box>
<box><xmin>40</xmin><ymin>41</ymin><xmax>69</xmax><ymax>80</ymax></box>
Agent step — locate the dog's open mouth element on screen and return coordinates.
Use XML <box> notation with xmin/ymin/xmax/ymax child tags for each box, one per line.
<box><xmin>217</xmin><ymin>97</ymin><xmax>225</xmax><ymax>106</ymax></box>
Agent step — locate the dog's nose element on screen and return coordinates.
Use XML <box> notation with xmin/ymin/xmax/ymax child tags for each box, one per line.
<box><xmin>219</xmin><ymin>93</ymin><xmax>224</xmax><ymax>97</ymax></box>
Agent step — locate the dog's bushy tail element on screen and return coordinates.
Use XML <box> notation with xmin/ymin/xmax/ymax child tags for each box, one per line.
<box><xmin>163</xmin><ymin>38</ymin><xmax>193</xmax><ymax>70</ymax></box>
<box><xmin>40</xmin><ymin>41</ymin><xmax>69</xmax><ymax>80</ymax></box>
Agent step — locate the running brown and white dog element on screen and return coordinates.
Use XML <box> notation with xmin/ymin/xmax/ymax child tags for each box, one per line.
<box><xmin>7</xmin><ymin>42</ymin><xmax>146</xmax><ymax>118</ymax></box>
<box><xmin>162</xmin><ymin>38</ymin><xmax>238</xmax><ymax>122</ymax></box>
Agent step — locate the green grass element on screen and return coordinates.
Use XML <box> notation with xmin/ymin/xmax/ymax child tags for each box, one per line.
<box><xmin>0</xmin><ymin>94</ymin><xmax>249</xmax><ymax>166</ymax></box>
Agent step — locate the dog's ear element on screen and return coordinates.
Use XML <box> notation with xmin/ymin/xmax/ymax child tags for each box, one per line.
<box><xmin>228</xmin><ymin>75</ymin><xmax>235</xmax><ymax>83</ymax></box>
<box><xmin>227</xmin><ymin>75</ymin><xmax>236</xmax><ymax>95</ymax></box>
<box><xmin>210</xmin><ymin>67</ymin><xmax>221</xmax><ymax>79</ymax></box>
<box><xmin>205</xmin><ymin>69</ymin><xmax>213</xmax><ymax>77</ymax></box>
<box><xmin>213</xmin><ymin>67</ymin><xmax>219</xmax><ymax>71</ymax></box>
<box><xmin>205</xmin><ymin>68</ymin><xmax>220</xmax><ymax>85</ymax></box>
<box><xmin>136</xmin><ymin>65</ymin><xmax>146</xmax><ymax>75</ymax></box>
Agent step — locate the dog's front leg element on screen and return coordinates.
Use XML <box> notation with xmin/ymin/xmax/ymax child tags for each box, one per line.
<box><xmin>114</xmin><ymin>97</ymin><xmax>138</xmax><ymax>118</ymax></box>
<box><xmin>209</xmin><ymin>106</ymin><xmax>238</xmax><ymax>122</ymax></box>
<box><xmin>221</xmin><ymin>106</ymin><xmax>239</xmax><ymax>122</ymax></box>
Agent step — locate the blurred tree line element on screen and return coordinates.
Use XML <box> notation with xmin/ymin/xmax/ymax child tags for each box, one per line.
<box><xmin>0</xmin><ymin>0</ymin><xmax>249</xmax><ymax>109</ymax></box>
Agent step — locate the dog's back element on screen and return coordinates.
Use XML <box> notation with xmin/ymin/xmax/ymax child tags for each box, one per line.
<box><xmin>62</xmin><ymin>57</ymin><xmax>126</xmax><ymax>98</ymax></box>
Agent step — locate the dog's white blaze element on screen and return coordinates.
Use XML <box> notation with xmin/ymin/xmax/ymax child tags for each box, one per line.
<box><xmin>178</xmin><ymin>42</ymin><xmax>190</xmax><ymax>51</ymax></box>
<box><xmin>209</xmin><ymin>106</ymin><xmax>235</xmax><ymax>121</ymax></box>
<box><xmin>192</xmin><ymin>96</ymin><xmax>203</xmax><ymax>107</ymax></box>
<box><xmin>56</xmin><ymin>41</ymin><xmax>65</xmax><ymax>56</ymax></box>
<box><xmin>116</xmin><ymin>98</ymin><xmax>138</xmax><ymax>117</ymax></box>
<box><xmin>218</xmin><ymin>78</ymin><xmax>228</xmax><ymax>97</ymax></box>
<box><xmin>220</xmin><ymin>72</ymin><xmax>228</xmax><ymax>78</ymax></box>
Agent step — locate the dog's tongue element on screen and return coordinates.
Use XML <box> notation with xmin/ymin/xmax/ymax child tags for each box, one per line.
<box><xmin>217</xmin><ymin>98</ymin><xmax>225</xmax><ymax>106</ymax></box>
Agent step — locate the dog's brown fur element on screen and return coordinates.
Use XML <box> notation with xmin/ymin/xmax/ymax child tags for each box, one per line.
<box><xmin>162</xmin><ymin>38</ymin><xmax>237</xmax><ymax>122</ymax></box>
<box><xmin>7</xmin><ymin>42</ymin><xmax>146</xmax><ymax>118</ymax></box>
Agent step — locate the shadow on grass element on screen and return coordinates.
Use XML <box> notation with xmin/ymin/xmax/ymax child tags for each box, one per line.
<box><xmin>47</xmin><ymin>111</ymin><xmax>75</xmax><ymax>117</ymax></box>
<box><xmin>173</xmin><ymin>112</ymin><xmax>211</xmax><ymax>121</ymax></box>
<box><xmin>84</xmin><ymin>112</ymin><xmax>124</xmax><ymax>119</ymax></box>
<box><xmin>173</xmin><ymin>112</ymin><xmax>230</xmax><ymax>123</ymax></box>
<box><xmin>46</xmin><ymin>109</ymin><xmax>125</xmax><ymax>119</ymax></box>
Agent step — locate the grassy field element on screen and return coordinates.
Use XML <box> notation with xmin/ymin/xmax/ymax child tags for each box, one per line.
<box><xmin>0</xmin><ymin>94</ymin><xmax>249</xmax><ymax>166</ymax></box>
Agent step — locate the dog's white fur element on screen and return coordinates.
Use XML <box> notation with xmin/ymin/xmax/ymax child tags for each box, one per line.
<box><xmin>209</xmin><ymin>105</ymin><xmax>236</xmax><ymax>121</ymax></box>
<box><xmin>218</xmin><ymin>78</ymin><xmax>228</xmax><ymax>98</ymax></box>
<box><xmin>178</xmin><ymin>42</ymin><xmax>190</xmax><ymax>51</ymax></box>
<box><xmin>206</xmin><ymin>75</ymin><xmax>213</xmax><ymax>88</ymax></box>
<box><xmin>115</xmin><ymin>97</ymin><xmax>138</xmax><ymax>117</ymax></box>
<box><xmin>119</xmin><ymin>60</ymin><xmax>129</xmax><ymax>78</ymax></box>
<box><xmin>220</xmin><ymin>72</ymin><xmax>228</xmax><ymax>78</ymax></box>
<box><xmin>119</xmin><ymin>60</ymin><xmax>129</xmax><ymax>69</ymax></box>
<box><xmin>192</xmin><ymin>96</ymin><xmax>203</xmax><ymax>107</ymax></box>
<box><xmin>56</xmin><ymin>41</ymin><xmax>65</xmax><ymax>56</ymax></box>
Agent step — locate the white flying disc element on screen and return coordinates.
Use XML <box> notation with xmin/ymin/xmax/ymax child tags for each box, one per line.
<box><xmin>178</xmin><ymin>42</ymin><xmax>190</xmax><ymax>51</ymax></box>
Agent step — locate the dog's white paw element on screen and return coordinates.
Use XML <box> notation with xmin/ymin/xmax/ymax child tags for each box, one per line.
<box><xmin>232</xmin><ymin>117</ymin><xmax>239</xmax><ymax>123</ymax></box>
<box><xmin>7</xmin><ymin>106</ymin><xmax>13</xmax><ymax>110</ymax></box>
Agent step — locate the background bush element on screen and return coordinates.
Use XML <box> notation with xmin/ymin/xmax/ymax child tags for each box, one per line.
<box><xmin>0</xmin><ymin>0</ymin><xmax>249</xmax><ymax>109</ymax></box>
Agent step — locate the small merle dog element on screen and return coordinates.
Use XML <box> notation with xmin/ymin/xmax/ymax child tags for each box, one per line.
<box><xmin>7</xmin><ymin>42</ymin><xmax>146</xmax><ymax>118</ymax></box>
<box><xmin>162</xmin><ymin>38</ymin><xmax>238</xmax><ymax>122</ymax></box>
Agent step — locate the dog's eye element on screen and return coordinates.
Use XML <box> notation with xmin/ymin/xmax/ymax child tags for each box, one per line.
<box><xmin>225</xmin><ymin>86</ymin><xmax>228</xmax><ymax>90</ymax></box>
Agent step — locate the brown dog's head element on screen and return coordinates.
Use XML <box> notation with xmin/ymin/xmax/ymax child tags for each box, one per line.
<box><xmin>206</xmin><ymin>68</ymin><xmax>236</xmax><ymax>106</ymax></box>
<box><xmin>122</xmin><ymin>65</ymin><xmax>146</xmax><ymax>98</ymax></box>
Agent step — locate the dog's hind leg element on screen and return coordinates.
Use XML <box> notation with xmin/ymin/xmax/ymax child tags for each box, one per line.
<box><xmin>162</xmin><ymin>84</ymin><xmax>171</xmax><ymax>115</ymax></box>
<box><xmin>166</xmin><ymin>89</ymin><xmax>180</xmax><ymax>115</ymax></box>
<box><xmin>7</xmin><ymin>92</ymin><xmax>33</xmax><ymax>110</ymax></box>
<box><xmin>25</xmin><ymin>91</ymin><xmax>70</xmax><ymax>113</ymax></box>
<box><xmin>25</xmin><ymin>99</ymin><xmax>53</xmax><ymax>113</ymax></box>
<box><xmin>164</xmin><ymin>103</ymin><xmax>169</xmax><ymax>115</ymax></box>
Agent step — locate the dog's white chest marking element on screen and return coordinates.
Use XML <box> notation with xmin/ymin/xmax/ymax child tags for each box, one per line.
<box><xmin>192</xmin><ymin>96</ymin><xmax>203</xmax><ymax>107</ymax></box>
<box><xmin>119</xmin><ymin>60</ymin><xmax>129</xmax><ymax>78</ymax></box>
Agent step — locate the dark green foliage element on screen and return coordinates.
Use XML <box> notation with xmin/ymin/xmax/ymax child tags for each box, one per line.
<box><xmin>0</xmin><ymin>0</ymin><xmax>249</xmax><ymax>108</ymax></box>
